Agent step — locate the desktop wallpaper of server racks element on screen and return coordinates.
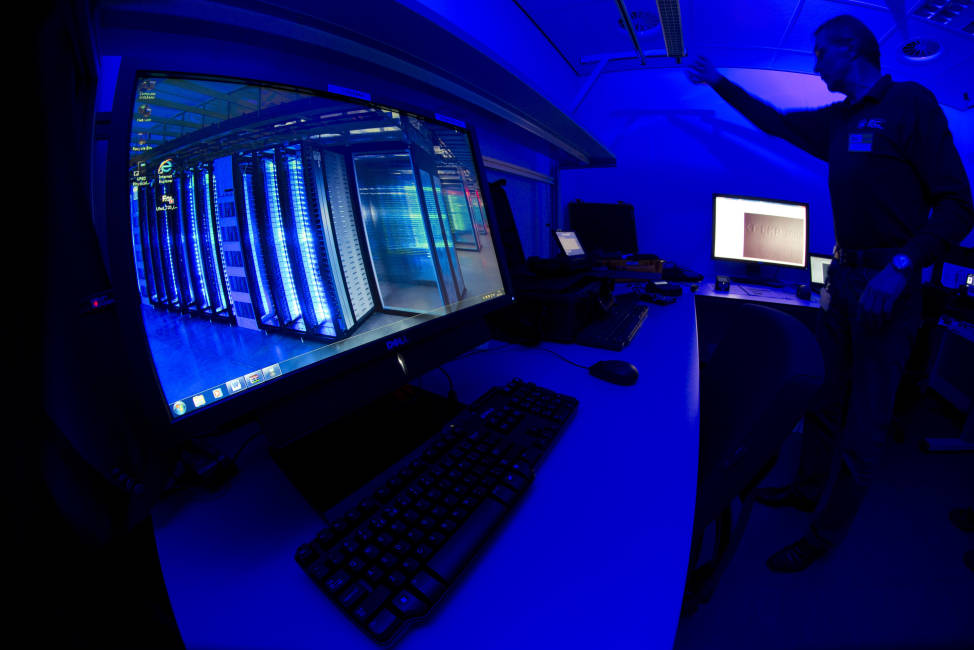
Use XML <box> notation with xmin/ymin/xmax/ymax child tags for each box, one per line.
<box><xmin>127</xmin><ymin>76</ymin><xmax>505</xmax><ymax>414</ymax></box>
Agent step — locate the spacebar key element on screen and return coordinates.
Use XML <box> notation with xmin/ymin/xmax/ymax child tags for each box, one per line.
<box><xmin>427</xmin><ymin>497</ymin><xmax>508</xmax><ymax>583</ymax></box>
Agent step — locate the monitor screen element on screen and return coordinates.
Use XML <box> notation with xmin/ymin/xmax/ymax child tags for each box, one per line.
<box><xmin>712</xmin><ymin>194</ymin><xmax>809</xmax><ymax>269</ymax></box>
<box><xmin>809</xmin><ymin>253</ymin><xmax>832</xmax><ymax>285</ymax></box>
<box><xmin>126</xmin><ymin>73</ymin><xmax>507</xmax><ymax>420</ymax></box>
<box><xmin>555</xmin><ymin>231</ymin><xmax>586</xmax><ymax>257</ymax></box>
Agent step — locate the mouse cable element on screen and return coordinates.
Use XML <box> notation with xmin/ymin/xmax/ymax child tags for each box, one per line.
<box><xmin>438</xmin><ymin>366</ymin><xmax>458</xmax><ymax>403</ymax></box>
<box><xmin>536</xmin><ymin>346</ymin><xmax>590</xmax><ymax>369</ymax></box>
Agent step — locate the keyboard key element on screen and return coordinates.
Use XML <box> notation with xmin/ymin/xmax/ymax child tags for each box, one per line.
<box><xmin>391</xmin><ymin>540</ymin><xmax>412</xmax><ymax>555</ymax></box>
<box><xmin>338</xmin><ymin>581</ymin><xmax>371</xmax><ymax>609</ymax></box>
<box><xmin>308</xmin><ymin>560</ymin><xmax>331</xmax><ymax>583</ymax></box>
<box><xmin>345</xmin><ymin>556</ymin><xmax>366</xmax><ymax>573</ymax></box>
<box><xmin>502</xmin><ymin>473</ymin><xmax>529</xmax><ymax>493</ymax></box>
<box><xmin>295</xmin><ymin>544</ymin><xmax>317</xmax><ymax>567</ymax></box>
<box><xmin>362</xmin><ymin>545</ymin><xmax>381</xmax><ymax>560</ymax></box>
<box><xmin>427</xmin><ymin>497</ymin><xmax>507</xmax><ymax>583</ymax></box>
<box><xmin>324</xmin><ymin>570</ymin><xmax>352</xmax><ymax>594</ymax></box>
<box><xmin>438</xmin><ymin>519</ymin><xmax>458</xmax><ymax>534</ymax></box>
<box><xmin>520</xmin><ymin>446</ymin><xmax>543</xmax><ymax>466</ymax></box>
<box><xmin>410</xmin><ymin>570</ymin><xmax>445</xmax><ymax>602</ymax></box>
<box><xmin>390</xmin><ymin>589</ymin><xmax>429</xmax><ymax>618</ymax></box>
<box><xmin>400</xmin><ymin>557</ymin><xmax>420</xmax><ymax>575</ymax></box>
<box><xmin>364</xmin><ymin>565</ymin><xmax>385</xmax><ymax>585</ymax></box>
<box><xmin>368</xmin><ymin>609</ymin><xmax>402</xmax><ymax>642</ymax></box>
<box><xmin>386</xmin><ymin>570</ymin><xmax>407</xmax><ymax>588</ymax></box>
<box><xmin>491</xmin><ymin>485</ymin><xmax>518</xmax><ymax>506</ymax></box>
<box><xmin>352</xmin><ymin>585</ymin><xmax>391</xmax><ymax>622</ymax></box>
<box><xmin>426</xmin><ymin>531</ymin><xmax>446</xmax><ymax>546</ymax></box>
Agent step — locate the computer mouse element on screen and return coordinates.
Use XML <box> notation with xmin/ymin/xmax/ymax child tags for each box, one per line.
<box><xmin>588</xmin><ymin>360</ymin><xmax>639</xmax><ymax>386</ymax></box>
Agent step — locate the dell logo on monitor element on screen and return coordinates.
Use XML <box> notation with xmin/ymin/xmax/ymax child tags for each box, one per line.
<box><xmin>386</xmin><ymin>335</ymin><xmax>408</xmax><ymax>350</ymax></box>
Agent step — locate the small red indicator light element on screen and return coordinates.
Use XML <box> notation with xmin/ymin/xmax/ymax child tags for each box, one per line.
<box><xmin>92</xmin><ymin>300</ymin><xmax>99</xmax><ymax>308</ymax></box>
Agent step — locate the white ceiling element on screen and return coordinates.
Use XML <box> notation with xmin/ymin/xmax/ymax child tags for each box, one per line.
<box><xmin>514</xmin><ymin>0</ymin><xmax>974</xmax><ymax>109</ymax></box>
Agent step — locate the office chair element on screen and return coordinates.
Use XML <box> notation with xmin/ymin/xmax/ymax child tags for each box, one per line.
<box><xmin>683</xmin><ymin>303</ymin><xmax>824</xmax><ymax>613</ymax></box>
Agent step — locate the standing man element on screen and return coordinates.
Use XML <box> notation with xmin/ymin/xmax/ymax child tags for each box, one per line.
<box><xmin>687</xmin><ymin>15</ymin><xmax>974</xmax><ymax>572</ymax></box>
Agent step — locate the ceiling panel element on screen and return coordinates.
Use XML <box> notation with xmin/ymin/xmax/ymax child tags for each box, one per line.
<box><xmin>518</xmin><ymin>0</ymin><xmax>662</xmax><ymax>63</ymax></box>
<box><xmin>779</xmin><ymin>0</ymin><xmax>898</xmax><ymax>51</ymax></box>
<box><xmin>687</xmin><ymin>0</ymin><xmax>801</xmax><ymax>49</ymax></box>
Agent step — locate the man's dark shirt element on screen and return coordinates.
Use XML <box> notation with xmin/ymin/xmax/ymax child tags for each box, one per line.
<box><xmin>713</xmin><ymin>74</ymin><xmax>974</xmax><ymax>268</ymax></box>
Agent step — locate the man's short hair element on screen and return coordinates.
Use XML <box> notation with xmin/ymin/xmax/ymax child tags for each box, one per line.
<box><xmin>815</xmin><ymin>15</ymin><xmax>881</xmax><ymax>69</ymax></box>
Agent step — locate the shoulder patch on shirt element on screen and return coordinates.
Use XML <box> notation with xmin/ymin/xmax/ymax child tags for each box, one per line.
<box><xmin>848</xmin><ymin>133</ymin><xmax>873</xmax><ymax>152</ymax></box>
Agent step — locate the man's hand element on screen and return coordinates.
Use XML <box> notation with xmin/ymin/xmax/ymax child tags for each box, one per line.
<box><xmin>686</xmin><ymin>56</ymin><xmax>723</xmax><ymax>86</ymax></box>
<box><xmin>858</xmin><ymin>265</ymin><xmax>907</xmax><ymax>328</ymax></box>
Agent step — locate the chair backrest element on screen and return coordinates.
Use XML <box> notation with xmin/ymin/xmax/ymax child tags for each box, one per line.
<box><xmin>694</xmin><ymin>303</ymin><xmax>824</xmax><ymax>531</ymax></box>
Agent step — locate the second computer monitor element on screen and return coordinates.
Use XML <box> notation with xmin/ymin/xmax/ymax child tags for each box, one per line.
<box><xmin>809</xmin><ymin>253</ymin><xmax>833</xmax><ymax>287</ymax></box>
<box><xmin>713</xmin><ymin>194</ymin><xmax>809</xmax><ymax>269</ymax></box>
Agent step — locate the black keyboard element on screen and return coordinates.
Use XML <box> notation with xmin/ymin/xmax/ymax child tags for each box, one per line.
<box><xmin>574</xmin><ymin>297</ymin><xmax>648</xmax><ymax>351</ymax></box>
<box><xmin>295</xmin><ymin>378</ymin><xmax>578</xmax><ymax>645</ymax></box>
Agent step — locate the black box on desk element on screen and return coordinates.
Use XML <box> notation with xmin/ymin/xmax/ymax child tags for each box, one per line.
<box><xmin>488</xmin><ymin>275</ymin><xmax>610</xmax><ymax>345</ymax></box>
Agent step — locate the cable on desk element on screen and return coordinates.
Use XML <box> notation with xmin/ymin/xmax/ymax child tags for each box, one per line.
<box><xmin>438</xmin><ymin>367</ymin><xmax>458</xmax><ymax>403</ymax></box>
<box><xmin>536</xmin><ymin>346</ymin><xmax>591</xmax><ymax>369</ymax></box>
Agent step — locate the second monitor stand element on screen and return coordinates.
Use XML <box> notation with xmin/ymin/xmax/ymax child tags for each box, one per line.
<box><xmin>731</xmin><ymin>262</ymin><xmax>785</xmax><ymax>288</ymax></box>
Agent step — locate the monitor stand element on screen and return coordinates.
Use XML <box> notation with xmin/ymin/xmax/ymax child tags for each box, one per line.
<box><xmin>269</xmin><ymin>384</ymin><xmax>464</xmax><ymax>517</ymax></box>
<box><xmin>731</xmin><ymin>262</ymin><xmax>784</xmax><ymax>288</ymax></box>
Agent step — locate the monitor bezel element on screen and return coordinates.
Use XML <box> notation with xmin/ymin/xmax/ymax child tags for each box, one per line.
<box><xmin>105</xmin><ymin>58</ymin><xmax>516</xmax><ymax>441</ymax></box>
<box><xmin>711</xmin><ymin>193</ymin><xmax>810</xmax><ymax>270</ymax></box>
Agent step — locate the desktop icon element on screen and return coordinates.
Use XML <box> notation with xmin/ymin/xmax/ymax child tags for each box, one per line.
<box><xmin>245</xmin><ymin>371</ymin><xmax>263</xmax><ymax>386</ymax></box>
<box><xmin>227</xmin><ymin>377</ymin><xmax>243</xmax><ymax>393</ymax></box>
<box><xmin>262</xmin><ymin>364</ymin><xmax>282</xmax><ymax>380</ymax></box>
<box><xmin>192</xmin><ymin>394</ymin><xmax>206</xmax><ymax>408</ymax></box>
<box><xmin>172</xmin><ymin>401</ymin><xmax>187</xmax><ymax>416</ymax></box>
<box><xmin>212</xmin><ymin>387</ymin><xmax>224</xmax><ymax>399</ymax></box>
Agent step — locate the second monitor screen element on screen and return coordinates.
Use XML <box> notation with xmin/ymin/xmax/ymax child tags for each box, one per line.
<box><xmin>713</xmin><ymin>195</ymin><xmax>808</xmax><ymax>268</ymax></box>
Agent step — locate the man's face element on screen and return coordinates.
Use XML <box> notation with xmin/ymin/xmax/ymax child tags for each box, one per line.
<box><xmin>813</xmin><ymin>34</ymin><xmax>855</xmax><ymax>94</ymax></box>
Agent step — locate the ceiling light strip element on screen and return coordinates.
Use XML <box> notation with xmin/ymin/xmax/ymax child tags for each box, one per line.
<box><xmin>655</xmin><ymin>0</ymin><xmax>687</xmax><ymax>58</ymax></box>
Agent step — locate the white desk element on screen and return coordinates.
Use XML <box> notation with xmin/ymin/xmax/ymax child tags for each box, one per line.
<box><xmin>695</xmin><ymin>282</ymin><xmax>820</xmax><ymax>309</ymax></box>
<box><xmin>152</xmin><ymin>294</ymin><xmax>700</xmax><ymax>649</ymax></box>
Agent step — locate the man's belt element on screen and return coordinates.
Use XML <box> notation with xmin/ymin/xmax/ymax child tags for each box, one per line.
<box><xmin>834</xmin><ymin>247</ymin><xmax>899</xmax><ymax>270</ymax></box>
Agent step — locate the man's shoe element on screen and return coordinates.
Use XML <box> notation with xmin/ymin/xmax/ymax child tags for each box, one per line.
<box><xmin>766</xmin><ymin>537</ymin><xmax>829</xmax><ymax>573</ymax></box>
<box><xmin>753</xmin><ymin>485</ymin><xmax>817</xmax><ymax>512</ymax></box>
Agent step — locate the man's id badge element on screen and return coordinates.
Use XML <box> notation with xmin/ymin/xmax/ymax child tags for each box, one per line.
<box><xmin>848</xmin><ymin>133</ymin><xmax>873</xmax><ymax>152</ymax></box>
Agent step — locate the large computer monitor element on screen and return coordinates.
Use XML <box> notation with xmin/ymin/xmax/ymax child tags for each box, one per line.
<box><xmin>712</xmin><ymin>194</ymin><xmax>809</xmax><ymax>270</ymax></box>
<box><xmin>106</xmin><ymin>65</ymin><xmax>514</xmax><ymax>452</ymax></box>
